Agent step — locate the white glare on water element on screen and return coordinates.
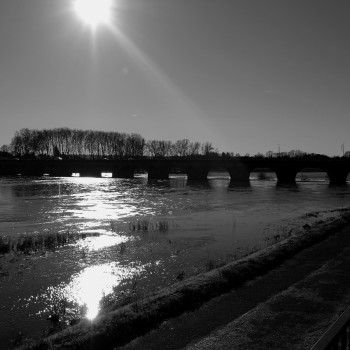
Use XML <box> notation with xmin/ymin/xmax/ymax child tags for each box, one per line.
<box><xmin>77</xmin><ymin>233</ymin><xmax>131</xmax><ymax>251</ymax></box>
<box><xmin>59</xmin><ymin>263</ymin><xmax>144</xmax><ymax>320</ymax></box>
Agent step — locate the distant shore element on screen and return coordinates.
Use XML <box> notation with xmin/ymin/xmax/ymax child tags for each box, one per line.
<box><xmin>21</xmin><ymin>208</ymin><xmax>350</xmax><ymax>350</ymax></box>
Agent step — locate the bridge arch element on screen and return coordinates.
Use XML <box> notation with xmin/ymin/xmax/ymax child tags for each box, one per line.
<box><xmin>249</xmin><ymin>167</ymin><xmax>277</xmax><ymax>181</ymax></box>
<box><xmin>295</xmin><ymin>167</ymin><xmax>329</xmax><ymax>183</ymax></box>
<box><xmin>207</xmin><ymin>168</ymin><xmax>230</xmax><ymax>180</ymax></box>
<box><xmin>2</xmin><ymin>158</ymin><xmax>350</xmax><ymax>184</ymax></box>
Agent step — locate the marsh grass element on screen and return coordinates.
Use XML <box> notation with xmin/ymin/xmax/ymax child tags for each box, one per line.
<box><xmin>205</xmin><ymin>259</ymin><xmax>217</xmax><ymax>271</ymax></box>
<box><xmin>0</xmin><ymin>230</ymin><xmax>100</xmax><ymax>255</ymax></box>
<box><xmin>205</xmin><ymin>257</ymin><xmax>228</xmax><ymax>272</ymax></box>
<box><xmin>128</xmin><ymin>217</ymin><xmax>173</xmax><ymax>232</ymax></box>
<box><xmin>100</xmin><ymin>278</ymin><xmax>142</xmax><ymax>313</ymax></box>
<box><xmin>119</xmin><ymin>242</ymin><xmax>127</xmax><ymax>255</ymax></box>
<box><xmin>111</xmin><ymin>216</ymin><xmax>176</xmax><ymax>234</ymax></box>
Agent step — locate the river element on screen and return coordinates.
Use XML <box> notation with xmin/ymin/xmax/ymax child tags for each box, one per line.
<box><xmin>0</xmin><ymin>171</ymin><xmax>349</xmax><ymax>348</ymax></box>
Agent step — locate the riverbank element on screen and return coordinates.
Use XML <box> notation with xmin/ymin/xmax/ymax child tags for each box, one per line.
<box><xmin>21</xmin><ymin>208</ymin><xmax>350</xmax><ymax>349</ymax></box>
<box><xmin>122</xmin><ymin>210</ymin><xmax>350</xmax><ymax>350</ymax></box>
<box><xmin>184</xmin><ymin>241</ymin><xmax>350</xmax><ymax>350</ymax></box>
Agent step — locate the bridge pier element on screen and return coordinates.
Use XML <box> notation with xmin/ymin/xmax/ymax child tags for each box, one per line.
<box><xmin>21</xmin><ymin>169</ymin><xmax>46</xmax><ymax>176</ymax></box>
<box><xmin>80</xmin><ymin>170</ymin><xmax>102</xmax><ymax>177</ymax></box>
<box><xmin>147</xmin><ymin>168</ymin><xmax>170</xmax><ymax>179</ymax></box>
<box><xmin>146</xmin><ymin>165</ymin><xmax>171</xmax><ymax>179</ymax></box>
<box><xmin>186</xmin><ymin>168</ymin><xmax>210</xmax><ymax>180</ymax></box>
<box><xmin>50</xmin><ymin>163</ymin><xmax>74</xmax><ymax>177</ymax></box>
<box><xmin>272</xmin><ymin>168</ymin><xmax>298</xmax><ymax>184</ymax></box>
<box><xmin>225</xmin><ymin>161</ymin><xmax>252</xmax><ymax>182</ymax></box>
<box><xmin>112</xmin><ymin>167</ymin><xmax>135</xmax><ymax>178</ymax></box>
<box><xmin>0</xmin><ymin>164</ymin><xmax>18</xmax><ymax>176</ymax></box>
<box><xmin>227</xmin><ymin>169</ymin><xmax>251</xmax><ymax>182</ymax></box>
<box><xmin>325</xmin><ymin>169</ymin><xmax>349</xmax><ymax>185</ymax></box>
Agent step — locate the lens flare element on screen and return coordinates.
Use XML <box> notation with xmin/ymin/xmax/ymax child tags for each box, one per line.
<box><xmin>73</xmin><ymin>0</ymin><xmax>114</xmax><ymax>29</ymax></box>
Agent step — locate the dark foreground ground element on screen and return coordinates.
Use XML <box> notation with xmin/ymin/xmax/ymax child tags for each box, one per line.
<box><xmin>120</xmin><ymin>223</ymin><xmax>350</xmax><ymax>350</ymax></box>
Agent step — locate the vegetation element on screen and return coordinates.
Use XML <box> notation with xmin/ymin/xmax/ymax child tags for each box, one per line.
<box><xmin>127</xmin><ymin>217</ymin><xmax>172</xmax><ymax>232</ymax></box>
<box><xmin>2</xmin><ymin>128</ymin><xmax>217</xmax><ymax>159</ymax></box>
<box><xmin>2</xmin><ymin>127</ymin><xmax>340</xmax><ymax>160</ymax></box>
<box><xmin>22</xmin><ymin>209</ymin><xmax>350</xmax><ymax>349</ymax></box>
<box><xmin>110</xmin><ymin>216</ymin><xmax>175</xmax><ymax>234</ymax></box>
<box><xmin>0</xmin><ymin>230</ymin><xmax>99</xmax><ymax>255</ymax></box>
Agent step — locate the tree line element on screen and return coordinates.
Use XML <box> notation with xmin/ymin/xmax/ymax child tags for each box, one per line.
<box><xmin>1</xmin><ymin>128</ymin><xmax>217</xmax><ymax>159</ymax></box>
<box><xmin>0</xmin><ymin>128</ymin><xmax>347</xmax><ymax>159</ymax></box>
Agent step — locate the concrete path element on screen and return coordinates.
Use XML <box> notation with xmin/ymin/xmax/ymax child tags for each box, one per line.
<box><xmin>185</xmin><ymin>242</ymin><xmax>350</xmax><ymax>349</ymax></box>
<box><xmin>120</xmin><ymin>226</ymin><xmax>350</xmax><ymax>350</ymax></box>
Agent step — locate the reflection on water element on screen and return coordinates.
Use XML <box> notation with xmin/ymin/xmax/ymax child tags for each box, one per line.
<box><xmin>0</xmin><ymin>173</ymin><xmax>349</xmax><ymax>347</ymax></box>
<box><xmin>57</xmin><ymin>262</ymin><xmax>145</xmax><ymax>320</ymax></box>
<box><xmin>76</xmin><ymin>233</ymin><xmax>131</xmax><ymax>251</ymax></box>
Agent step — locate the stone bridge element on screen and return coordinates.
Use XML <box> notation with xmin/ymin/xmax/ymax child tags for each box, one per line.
<box><xmin>0</xmin><ymin>158</ymin><xmax>349</xmax><ymax>184</ymax></box>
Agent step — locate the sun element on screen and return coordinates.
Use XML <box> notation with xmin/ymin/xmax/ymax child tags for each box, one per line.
<box><xmin>73</xmin><ymin>0</ymin><xmax>114</xmax><ymax>29</ymax></box>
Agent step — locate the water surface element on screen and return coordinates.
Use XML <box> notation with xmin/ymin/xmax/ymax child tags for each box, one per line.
<box><xmin>0</xmin><ymin>172</ymin><xmax>349</xmax><ymax>348</ymax></box>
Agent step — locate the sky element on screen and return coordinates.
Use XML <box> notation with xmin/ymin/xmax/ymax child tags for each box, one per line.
<box><xmin>0</xmin><ymin>0</ymin><xmax>349</xmax><ymax>156</ymax></box>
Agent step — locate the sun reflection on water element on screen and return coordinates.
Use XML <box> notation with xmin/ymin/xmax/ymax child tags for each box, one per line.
<box><xmin>76</xmin><ymin>233</ymin><xmax>132</xmax><ymax>251</ymax></box>
<box><xmin>73</xmin><ymin>200</ymin><xmax>138</xmax><ymax>220</ymax></box>
<box><xmin>54</xmin><ymin>262</ymin><xmax>144</xmax><ymax>320</ymax></box>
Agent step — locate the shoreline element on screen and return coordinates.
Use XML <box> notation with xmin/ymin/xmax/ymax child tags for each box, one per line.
<box><xmin>22</xmin><ymin>208</ymin><xmax>350</xmax><ymax>350</ymax></box>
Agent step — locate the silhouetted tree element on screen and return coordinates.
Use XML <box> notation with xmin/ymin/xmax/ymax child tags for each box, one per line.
<box><xmin>0</xmin><ymin>144</ymin><xmax>10</xmax><ymax>153</ymax></box>
<box><xmin>8</xmin><ymin>127</ymin><xmax>221</xmax><ymax>159</ymax></box>
<box><xmin>53</xmin><ymin>146</ymin><xmax>61</xmax><ymax>158</ymax></box>
<box><xmin>173</xmin><ymin>139</ymin><xmax>190</xmax><ymax>156</ymax></box>
<box><xmin>201</xmin><ymin>142</ymin><xmax>214</xmax><ymax>156</ymax></box>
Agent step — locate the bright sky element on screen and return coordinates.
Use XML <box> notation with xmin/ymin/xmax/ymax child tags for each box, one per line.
<box><xmin>0</xmin><ymin>0</ymin><xmax>349</xmax><ymax>156</ymax></box>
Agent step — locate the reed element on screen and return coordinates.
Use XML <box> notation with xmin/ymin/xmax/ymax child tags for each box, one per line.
<box><xmin>111</xmin><ymin>216</ymin><xmax>175</xmax><ymax>234</ymax></box>
<box><xmin>0</xmin><ymin>230</ymin><xmax>100</xmax><ymax>255</ymax></box>
<box><xmin>205</xmin><ymin>259</ymin><xmax>217</xmax><ymax>271</ymax></box>
<box><xmin>119</xmin><ymin>242</ymin><xmax>127</xmax><ymax>255</ymax></box>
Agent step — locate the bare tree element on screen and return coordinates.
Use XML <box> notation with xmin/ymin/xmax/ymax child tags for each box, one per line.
<box><xmin>174</xmin><ymin>139</ymin><xmax>190</xmax><ymax>156</ymax></box>
<box><xmin>188</xmin><ymin>141</ymin><xmax>201</xmax><ymax>156</ymax></box>
<box><xmin>7</xmin><ymin>127</ymin><xmax>219</xmax><ymax>160</ymax></box>
<box><xmin>201</xmin><ymin>142</ymin><xmax>214</xmax><ymax>156</ymax></box>
<box><xmin>0</xmin><ymin>144</ymin><xmax>10</xmax><ymax>153</ymax></box>
<box><xmin>145</xmin><ymin>140</ymin><xmax>172</xmax><ymax>157</ymax></box>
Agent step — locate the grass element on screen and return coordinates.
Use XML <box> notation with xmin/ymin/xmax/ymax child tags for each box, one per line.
<box><xmin>110</xmin><ymin>216</ymin><xmax>176</xmax><ymax>234</ymax></box>
<box><xmin>100</xmin><ymin>278</ymin><xmax>142</xmax><ymax>313</ymax></box>
<box><xmin>128</xmin><ymin>217</ymin><xmax>172</xmax><ymax>232</ymax></box>
<box><xmin>119</xmin><ymin>242</ymin><xmax>127</xmax><ymax>255</ymax></box>
<box><xmin>0</xmin><ymin>230</ymin><xmax>100</xmax><ymax>255</ymax></box>
<box><xmin>176</xmin><ymin>271</ymin><xmax>186</xmax><ymax>281</ymax></box>
<box><xmin>0</xmin><ymin>267</ymin><xmax>9</xmax><ymax>277</ymax></box>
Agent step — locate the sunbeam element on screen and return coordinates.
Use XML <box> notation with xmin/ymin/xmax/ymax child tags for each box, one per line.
<box><xmin>106</xmin><ymin>24</ymin><xmax>209</xmax><ymax>133</ymax></box>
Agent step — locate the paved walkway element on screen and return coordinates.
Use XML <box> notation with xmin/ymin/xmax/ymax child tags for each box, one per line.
<box><xmin>120</xmin><ymin>226</ymin><xmax>350</xmax><ymax>350</ymax></box>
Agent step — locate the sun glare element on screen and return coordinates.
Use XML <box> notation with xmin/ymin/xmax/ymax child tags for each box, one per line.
<box><xmin>73</xmin><ymin>0</ymin><xmax>114</xmax><ymax>29</ymax></box>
